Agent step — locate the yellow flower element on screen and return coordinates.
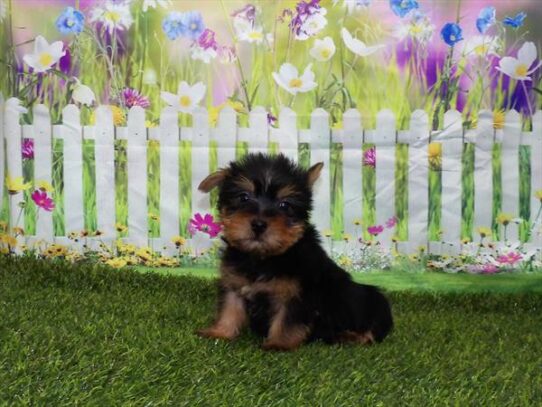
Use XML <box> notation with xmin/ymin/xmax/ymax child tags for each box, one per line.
<box><xmin>106</xmin><ymin>258</ymin><xmax>127</xmax><ymax>269</ymax></box>
<box><xmin>337</xmin><ymin>255</ymin><xmax>352</xmax><ymax>268</ymax></box>
<box><xmin>332</xmin><ymin>121</ymin><xmax>343</xmax><ymax>130</ymax></box>
<box><xmin>149</xmin><ymin>213</ymin><xmax>160</xmax><ymax>221</ymax></box>
<box><xmin>80</xmin><ymin>230</ymin><xmax>89</xmax><ymax>237</ymax></box>
<box><xmin>322</xmin><ymin>229</ymin><xmax>333</xmax><ymax>238</ymax></box>
<box><xmin>45</xmin><ymin>244</ymin><xmax>68</xmax><ymax>257</ymax></box>
<box><xmin>208</xmin><ymin>106</ymin><xmax>221</xmax><ymax>126</ymax></box>
<box><xmin>428</xmin><ymin>142</ymin><xmax>442</xmax><ymax>171</ymax></box>
<box><xmin>136</xmin><ymin>247</ymin><xmax>153</xmax><ymax>262</ymax></box>
<box><xmin>353</xmin><ymin>218</ymin><xmax>362</xmax><ymax>226</ymax></box>
<box><xmin>496</xmin><ymin>213</ymin><xmax>513</xmax><ymax>226</ymax></box>
<box><xmin>209</xmin><ymin>100</ymin><xmax>245</xmax><ymax>126</ymax></box>
<box><xmin>90</xmin><ymin>106</ymin><xmax>126</xmax><ymax>126</ymax></box>
<box><xmin>535</xmin><ymin>190</ymin><xmax>542</xmax><ymax>203</ymax></box>
<box><xmin>145</xmin><ymin>120</ymin><xmax>157</xmax><ymax>128</ymax></box>
<box><xmin>93</xmin><ymin>230</ymin><xmax>103</xmax><ymax>237</ymax></box>
<box><xmin>342</xmin><ymin>233</ymin><xmax>352</xmax><ymax>242</ymax></box>
<box><xmin>6</xmin><ymin>175</ymin><xmax>32</xmax><ymax>195</ymax></box>
<box><xmin>461</xmin><ymin>237</ymin><xmax>470</xmax><ymax>245</ymax></box>
<box><xmin>36</xmin><ymin>180</ymin><xmax>54</xmax><ymax>192</ymax></box>
<box><xmin>0</xmin><ymin>221</ymin><xmax>7</xmax><ymax>232</ymax></box>
<box><xmin>171</xmin><ymin>235</ymin><xmax>186</xmax><ymax>247</ymax></box>
<box><xmin>493</xmin><ymin>110</ymin><xmax>505</xmax><ymax>130</ymax></box>
<box><xmin>1</xmin><ymin>234</ymin><xmax>17</xmax><ymax>248</ymax></box>
<box><xmin>12</xmin><ymin>227</ymin><xmax>25</xmax><ymax>236</ymax></box>
<box><xmin>68</xmin><ymin>231</ymin><xmax>79</xmax><ymax>241</ymax></box>
<box><xmin>116</xmin><ymin>223</ymin><xmax>127</xmax><ymax>233</ymax></box>
<box><xmin>391</xmin><ymin>235</ymin><xmax>399</xmax><ymax>243</ymax></box>
<box><xmin>476</xmin><ymin>227</ymin><xmax>492</xmax><ymax>239</ymax></box>
<box><xmin>157</xmin><ymin>256</ymin><xmax>178</xmax><ymax>267</ymax></box>
<box><xmin>227</xmin><ymin>100</ymin><xmax>245</xmax><ymax>113</ymax></box>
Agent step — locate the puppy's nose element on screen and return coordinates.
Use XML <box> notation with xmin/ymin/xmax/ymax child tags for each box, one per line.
<box><xmin>251</xmin><ymin>219</ymin><xmax>268</xmax><ymax>235</ymax></box>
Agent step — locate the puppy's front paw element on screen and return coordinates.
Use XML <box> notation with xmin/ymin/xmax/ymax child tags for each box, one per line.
<box><xmin>261</xmin><ymin>339</ymin><xmax>298</xmax><ymax>352</ymax></box>
<box><xmin>196</xmin><ymin>327</ymin><xmax>236</xmax><ymax>341</ymax></box>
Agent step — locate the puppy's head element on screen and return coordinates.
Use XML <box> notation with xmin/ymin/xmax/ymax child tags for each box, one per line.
<box><xmin>199</xmin><ymin>153</ymin><xmax>323</xmax><ymax>257</ymax></box>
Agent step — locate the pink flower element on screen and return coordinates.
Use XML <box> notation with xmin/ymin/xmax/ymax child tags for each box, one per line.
<box><xmin>385</xmin><ymin>216</ymin><xmax>398</xmax><ymax>229</ymax></box>
<box><xmin>122</xmin><ymin>88</ymin><xmax>150</xmax><ymax>109</ymax></box>
<box><xmin>197</xmin><ymin>28</ymin><xmax>219</xmax><ymax>51</ymax></box>
<box><xmin>22</xmin><ymin>138</ymin><xmax>34</xmax><ymax>159</ymax></box>
<box><xmin>31</xmin><ymin>190</ymin><xmax>55</xmax><ymax>212</ymax></box>
<box><xmin>497</xmin><ymin>251</ymin><xmax>523</xmax><ymax>265</ymax></box>
<box><xmin>367</xmin><ymin>225</ymin><xmax>384</xmax><ymax>236</ymax></box>
<box><xmin>481</xmin><ymin>264</ymin><xmax>499</xmax><ymax>274</ymax></box>
<box><xmin>189</xmin><ymin>213</ymin><xmax>222</xmax><ymax>237</ymax></box>
<box><xmin>218</xmin><ymin>45</ymin><xmax>237</xmax><ymax>63</ymax></box>
<box><xmin>363</xmin><ymin>147</ymin><xmax>376</xmax><ymax>168</ymax></box>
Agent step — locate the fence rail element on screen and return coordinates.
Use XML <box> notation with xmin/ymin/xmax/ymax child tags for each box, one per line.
<box><xmin>2</xmin><ymin>95</ymin><xmax>542</xmax><ymax>255</ymax></box>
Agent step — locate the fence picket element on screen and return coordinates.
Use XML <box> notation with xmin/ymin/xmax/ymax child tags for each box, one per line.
<box><xmin>502</xmin><ymin>110</ymin><xmax>521</xmax><ymax>243</ymax></box>
<box><xmin>61</xmin><ymin>105</ymin><xmax>84</xmax><ymax>239</ymax></box>
<box><xmin>32</xmin><ymin>104</ymin><xmax>54</xmax><ymax>239</ymax></box>
<box><xmin>472</xmin><ymin>110</ymin><xmax>494</xmax><ymax>235</ymax></box>
<box><xmin>340</xmin><ymin>109</ymin><xmax>363</xmax><ymax>236</ymax></box>
<box><xmin>400</xmin><ymin>110</ymin><xmax>429</xmax><ymax>253</ymax></box>
<box><xmin>0</xmin><ymin>94</ymin><xmax>4</xmax><ymax>209</ymax></box>
<box><xmin>213</xmin><ymin>106</ymin><xmax>237</xmax><ymax>168</ymax></box>
<box><xmin>531</xmin><ymin>111</ymin><xmax>542</xmax><ymax>246</ymax></box>
<box><xmin>159</xmin><ymin>107</ymin><xmax>180</xmax><ymax>253</ymax></box>
<box><xmin>127</xmin><ymin>107</ymin><xmax>148</xmax><ymax>246</ymax></box>
<box><xmin>372</xmin><ymin>109</ymin><xmax>396</xmax><ymax>247</ymax></box>
<box><xmin>433</xmin><ymin>110</ymin><xmax>463</xmax><ymax>254</ymax></box>
<box><xmin>191</xmin><ymin>107</ymin><xmax>211</xmax><ymax>218</ymax></box>
<box><xmin>239</xmin><ymin>106</ymin><xmax>269</xmax><ymax>154</ymax></box>
<box><xmin>271</xmin><ymin>108</ymin><xmax>298</xmax><ymax>162</ymax></box>
<box><xmin>307</xmin><ymin>109</ymin><xmax>331</xmax><ymax>235</ymax></box>
<box><xmin>5</xmin><ymin>99</ymin><xmax>24</xmax><ymax>237</ymax></box>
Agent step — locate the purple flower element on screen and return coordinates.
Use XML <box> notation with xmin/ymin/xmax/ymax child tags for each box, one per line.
<box><xmin>189</xmin><ymin>213</ymin><xmax>222</xmax><ymax>237</ymax></box>
<box><xmin>289</xmin><ymin>0</ymin><xmax>323</xmax><ymax>35</ymax></box>
<box><xmin>267</xmin><ymin>112</ymin><xmax>277</xmax><ymax>126</ymax></box>
<box><xmin>363</xmin><ymin>146</ymin><xmax>376</xmax><ymax>168</ymax></box>
<box><xmin>367</xmin><ymin>225</ymin><xmax>384</xmax><ymax>236</ymax></box>
<box><xmin>231</xmin><ymin>4</ymin><xmax>257</xmax><ymax>23</ymax></box>
<box><xmin>440</xmin><ymin>22</ymin><xmax>463</xmax><ymax>46</ymax></box>
<box><xmin>476</xmin><ymin>6</ymin><xmax>496</xmax><ymax>34</ymax></box>
<box><xmin>197</xmin><ymin>29</ymin><xmax>218</xmax><ymax>51</ymax></box>
<box><xmin>122</xmin><ymin>88</ymin><xmax>150</xmax><ymax>109</ymax></box>
<box><xmin>385</xmin><ymin>216</ymin><xmax>397</xmax><ymax>229</ymax></box>
<box><xmin>22</xmin><ymin>138</ymin><xmax>34</xmax><ymax>159</ymax></box>
<box><xmin>503</xmin><ymin>12</ymin><xmax>526</xmax><ymax>29</ymax></box>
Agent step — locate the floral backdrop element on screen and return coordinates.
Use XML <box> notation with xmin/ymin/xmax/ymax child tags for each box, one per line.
<box><xmin>1</xmin><ymin>0</ymin><xmax>542</xmax><ymax>273</ymax></box>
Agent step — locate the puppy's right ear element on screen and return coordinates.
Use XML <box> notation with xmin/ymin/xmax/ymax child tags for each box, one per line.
<box><xmin>198</xmin><ymin>169</ymin><xmax>229</xmax><ymax>193</ymax></box>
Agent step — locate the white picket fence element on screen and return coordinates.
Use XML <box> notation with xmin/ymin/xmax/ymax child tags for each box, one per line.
<box><xmin>1</xmin><ymin>95</ymin><xmax>542</xmax><ymax>255</ymax></box>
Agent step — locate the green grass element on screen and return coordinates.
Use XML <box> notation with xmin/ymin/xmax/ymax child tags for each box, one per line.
<box><xmin>2</xmin><ymin>256</ymin><xmax>542</xmax><ymax>405</ymax></box>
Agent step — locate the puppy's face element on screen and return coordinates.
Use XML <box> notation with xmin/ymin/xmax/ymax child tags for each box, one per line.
<box><xmin>199</xmin><ymin>154</ymin><xmax>323</xmax><ymax>257</ymax></box>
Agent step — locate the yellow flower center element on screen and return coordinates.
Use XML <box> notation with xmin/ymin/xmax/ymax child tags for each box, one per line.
<box><xmin>289</xmin><ymin>78</ymin><xmax>303</xmax><ymax>88</ymax></box>
<box><xmin>515</xmin><ymin>64</ymin><xmax>528</xmax><ymax>77</ymax></box>
<box><xmin>39</xmin><ymin>53</ymin><xmax>54</xmax><ymax>67</ymax></box>
<box><xmin>104</xmin><ymin>10</ymin><xmax>121</xmax><ymax>23</ymax></box>
<box><xmin>450</xmin><ymin>35</ymin><xmax>456</xmax><ymax>41</ymax></box>
<box><xmin>179</xmin><ymin>95</ymin><xmax>192</xmax><ymax>107</ymax></box>
<box><xmin>410</xmin><ymin>24</ymin><xmax>423</xmax><ymax>34</ymax></box>
<box><xmin>248</xmin><ymin>31</ymin><xmax>263</xmax><ymax>40</ymax></box>
<box><xmin>474</xmin><ymin>44</ymin><xmax>488</xmax><ymax>55</ymax></box>
<box><xmin>320</xmin><ymin>48</ymin><xmax>331</xmax><ymax>59</ymax></box>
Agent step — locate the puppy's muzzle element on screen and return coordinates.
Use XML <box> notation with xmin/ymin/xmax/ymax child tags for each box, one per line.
<box><xmin>251</xmin><ymin>219</ymin><xmax>268</xmax><ymax>237</ymax></box>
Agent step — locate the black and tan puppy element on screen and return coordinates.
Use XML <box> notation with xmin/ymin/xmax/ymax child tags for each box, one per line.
<box><xmin>197</xmin><ymin>153</ymin><xmax>393</xmax><ymax>351</ymax></box>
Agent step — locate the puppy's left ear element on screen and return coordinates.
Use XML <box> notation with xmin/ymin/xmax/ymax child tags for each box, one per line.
<box><xmin>198</xmin><ymin>169</ymin><xmax>229</xmax><ymax>193</ymax></box>
<box><xmin>307</xmin><ymin>162</ymin><xmax>324</xmax><ymax>188</ymax></box>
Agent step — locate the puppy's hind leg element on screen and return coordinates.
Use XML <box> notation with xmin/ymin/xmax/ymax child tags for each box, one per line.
<box><xmin>262</xmin><ymin>303</ymin><xmax>310</xmax><ymax>351</ymax></box>
<box><xmin>197</xmin><ymin>290</ymin><xmax>247</xmax><ymax>341</ymax></box>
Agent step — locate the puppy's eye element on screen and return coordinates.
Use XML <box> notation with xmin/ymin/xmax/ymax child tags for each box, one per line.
<box><xmin>278</xmin><ymin>201</ymin><xmax>290</xmax><ymax>210</ymax></box>
<box><xmin>238</xmin><ymin>192</ymin><xmax>250</xmax><ymax>203</ymax></box>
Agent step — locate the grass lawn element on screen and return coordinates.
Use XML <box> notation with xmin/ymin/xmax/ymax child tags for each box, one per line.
<box><xmin>2</xmin><ymin>257</ymin><xmax>542</xmax><ymax>405</ymax></box>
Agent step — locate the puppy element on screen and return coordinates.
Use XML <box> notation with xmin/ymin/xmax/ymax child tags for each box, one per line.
<box><xmin>196</xmin><ymin>153</ymin><xmax>393</xmax><ymax>351</ymax></box>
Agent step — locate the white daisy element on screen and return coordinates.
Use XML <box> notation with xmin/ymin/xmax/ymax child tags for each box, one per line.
<box><xmin>142</xmin><ymin>0</ymin><xmax>171</xmax><ymax>13</ymax></box>
<box><xmin>23</xmin><ymin>36</ymin><xmax>66</xmax><ymax>73</ymax></box>
<box><xmin>90</xmin><ymin>1</ymin><xmax>133</xmax><ymax>34</ymax></box>
<box><xmin>234</xmin><ymin>17</ymin><xmax>264</xmax><ymax>44</ymax></box>
<box><xmin>310</xmin><ymin>37</ymin><xmax>336</xmax><ymax>62</ymax></box>
<box><xmin>462</xmin><ymin>35</ymin><xmax>500</xmax><ymax>58</ymax></box>
<box><xmin>332</xmin><ymin>0</ymin><xmax>371</xmax><ymax>14</ymax></box>
<box><xmin>71</xmin><ymin>78</ymin><xmax>96</xmax><ymax>106</ymax></box>
<box><xmin>341</xmin><ymin>27</ymin><xmax>385</xmax><ymax>57</ymax></box>
<box><xmin>296</xmin><ymin>10</ymin><xmax>327</xmax><ymax>41</ymax></box>
<box><xmin>496</xmin><ymin>41</ymin><xmax>541</xmax><ymax>81</ymax></box>
<box><xmin>272</xmin><ymin>63</ymin><xmax>317</xmax><ymax>95</ymax></box>
<box><xmin>161</xmin><ymin>81</ymin><xmax>206</xmax><ymax>113</ymax></box>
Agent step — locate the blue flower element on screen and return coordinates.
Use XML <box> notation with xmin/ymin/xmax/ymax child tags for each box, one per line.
<box><xmin>389</xmin><ymin>0</ymin><xmax>419</xmax><ymax>18</ymax></box>
<box><xmin>162</xmin><ymin>12</ymin><xmax>185</xmax><ymax>40</ymax></box>
<box><xmin>180</xmin><ymin>11</ymin><xmax>205</xmax><ymax>41</ymax></box>
<box><xmin>440</xmin><ymin>23</ymin><xmax>463</xmax><ymax>46</ymax></box>
<box><xmin>55</xmin><ymin>7</ymin><xmax>85</xmax><ymax>35</ymax></box>
<box><xmin>476</xmin><ymin>6</ymin><xmax>495</xmax><ymax>34</ymax></box>
<box><xmin>503</xmin><ymin>12</ymin><xmax>527</xmax><ymax>29</ymax></box>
